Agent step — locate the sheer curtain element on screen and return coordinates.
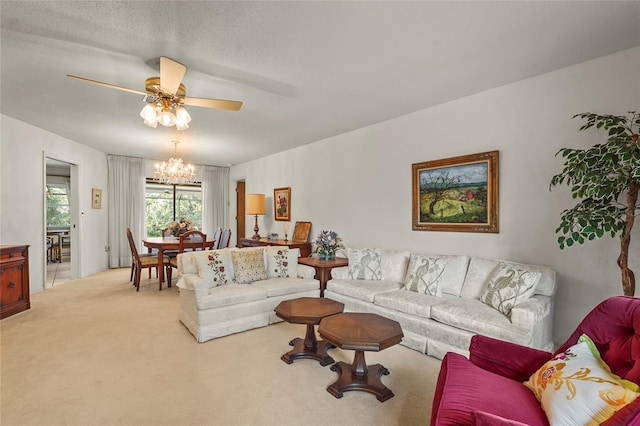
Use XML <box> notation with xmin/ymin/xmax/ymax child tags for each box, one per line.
<box><xmin>201</xmin><ymin>166</ymin><xmax>229</xmax><ymax>236</ymax></box>
<box><xmin>107</xmin><ymin>155</ymin><xmax>145</xmax><ymax>268</ymax></box>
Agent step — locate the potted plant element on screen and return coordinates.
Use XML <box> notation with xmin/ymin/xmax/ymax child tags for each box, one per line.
<box><xmin>550</xmin><ymin>111</ymin><xmax>639</xmax><ymax>296</ymax></box>
<box><xmin>314</xmin><ymin>230</ymin><xmax>344</xmax><ymax>260</ymax></box>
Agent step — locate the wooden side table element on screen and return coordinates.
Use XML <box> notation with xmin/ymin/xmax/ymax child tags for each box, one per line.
<box><xmin>319</xmin><ymin>312</ymin><xmax>403</xmax><ymax>402</ymax></box>
<box><xmin>274</xmin><ymin>297</ymin><xmax>344</xmax><ymax>366</ymax></box>
<box><xmin>298</xmin><ymin>257</ymin><xmax>348</xmax><ymax>297</ymax></box>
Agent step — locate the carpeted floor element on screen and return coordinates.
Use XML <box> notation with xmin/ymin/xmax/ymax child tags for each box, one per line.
<box><xmin>1</xmin><ymin>268</ymin><xmax>441</xmax><ymax>426</ymax></box>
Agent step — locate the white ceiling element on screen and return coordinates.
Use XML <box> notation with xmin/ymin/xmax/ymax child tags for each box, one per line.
<box><xmin>2</xmin><ymin>1</ymin><xmax>639</xmax><ymax>166</ymax></box>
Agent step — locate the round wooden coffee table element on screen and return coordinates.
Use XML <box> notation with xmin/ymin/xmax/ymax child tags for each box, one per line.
<box><xmin>274</xmin><ymin>297</ymin><xmax>345</xmax><ymax>366</ymax></box>
<box><xmin>318</xmin><ymin>312</ymin><xmax>404</xmax><ymax>402</ymax></box>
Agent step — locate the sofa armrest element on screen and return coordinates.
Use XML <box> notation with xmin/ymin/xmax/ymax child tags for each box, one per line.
<box><xmin>331</xmin><ymin>266</ymin><xmax>349</xmax><ymax>279</ymax></box>
<box><xmin>176</xmin><ymin>273</ymin><xmax>210</xmax><ymax>295</ymax></box>
<box><xmin>296</xmin><ymin>264</ymin><xmax>315</xmax><ymax>279</ymax></box>
<box><xmin>469</xmin><ymin>335</ymin><xmax>552</xmax><ymax>382</ymax></box>
<box><xmin>510</xmin><ymin>295</ymin><xmax>551</xmax><ymax>328</ymax></box>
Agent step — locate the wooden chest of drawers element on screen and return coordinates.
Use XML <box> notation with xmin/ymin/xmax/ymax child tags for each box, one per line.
<box><xmin>1</xmin><ymin>245</ymin><xmax>30</xmax><ymax>319</ymax></box>
<box><xmin>239</xmin><ymin>238</ymin><xmax>312</xmax><ymax>257</ymax></box>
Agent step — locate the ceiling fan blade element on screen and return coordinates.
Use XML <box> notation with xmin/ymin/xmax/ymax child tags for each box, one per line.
<box><xmin>160</xmin><ymin>56</ymin><xmax>186</xmax><ymax>96</ymax></box>
<box><xmin>67</xmin><ymin>75</ymin><xmax>147</xmax><ymax>96</ymax></box>
<box><xmin>182</xmin><ymin>97</ymin><xmax>243</xmax><ymax>111</ymax></box>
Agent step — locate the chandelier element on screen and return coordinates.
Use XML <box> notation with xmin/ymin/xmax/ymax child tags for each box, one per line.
<box><xmin>154</xmin><ymin>140</ymin><xmax>196</xmax><ymax>185</ymax></box>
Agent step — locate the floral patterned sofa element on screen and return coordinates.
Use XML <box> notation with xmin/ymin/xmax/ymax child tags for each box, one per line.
<box><xmin>324</xmin><ymin>248</ymin><xmax>557</xmax><ymax>359</ymax></box>
<box><xmin>176</xmin><ymin>246</ymin><xmax>319</xmax><ymax>342</ymax></box>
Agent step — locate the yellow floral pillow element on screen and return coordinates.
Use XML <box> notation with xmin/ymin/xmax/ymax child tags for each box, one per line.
<box><xmin>524</xmin><ymin>334</ymin><xmax>640</xmax><ymax>425</ymax></box>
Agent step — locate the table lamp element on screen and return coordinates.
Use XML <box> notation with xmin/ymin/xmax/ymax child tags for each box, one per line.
<box><xmin>246</xmin><ymin>194</ymin><xmax>266</xmax><ymax>239</ymax></box>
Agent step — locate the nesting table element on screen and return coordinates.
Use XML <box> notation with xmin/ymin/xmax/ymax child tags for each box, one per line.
<box><xmin>318</xmin><ymin>312</ymin><xmax>403</xmax><ymax>402</ymax></box>
<box><xmin>274</xmin><ymin>297</ymin><xmax>345</xmax><ymax>366</ymax></box>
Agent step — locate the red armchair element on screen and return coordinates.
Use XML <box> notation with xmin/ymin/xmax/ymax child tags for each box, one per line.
<box><xmin>430</xmin><ymin>296</ymin><xmax>640</xmax><ymax>425</ymax></box>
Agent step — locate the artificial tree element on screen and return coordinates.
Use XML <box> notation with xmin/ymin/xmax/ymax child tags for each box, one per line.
<box><xmin>550</xmin><ymin>111</ymin><xmax>640</xmax><ymax>296</ymax></box>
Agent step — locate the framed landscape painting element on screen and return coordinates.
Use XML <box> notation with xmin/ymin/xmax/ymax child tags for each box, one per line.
<box><xmin>412</xmin><ymin>151</ymin><xmax>499</xmax><ymax>233</ymax></box>
<box><xmin>274</xmin><ymin>187</ymin><xmax>291</xmax><ymax>221</ymax></box>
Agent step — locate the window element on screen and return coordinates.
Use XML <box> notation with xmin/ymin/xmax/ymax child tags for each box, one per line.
<box><xmin>145</xmin><ymin>181</ymin><xmax>202</xmax><ymax>237</ymax></box>
<box><xmin>46</xmin><ymin>182</ymin><xmax>70</xmax><ymax>226</ymax></box>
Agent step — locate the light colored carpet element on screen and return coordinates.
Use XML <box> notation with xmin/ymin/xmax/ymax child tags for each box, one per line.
<box><xmin>1</xmin><ymin>268</ymin><xmax>441</xmax><ymax>426</ymax></box>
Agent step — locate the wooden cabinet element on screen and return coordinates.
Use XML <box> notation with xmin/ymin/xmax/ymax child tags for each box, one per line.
<box><xmin>239</xmin><ymin>238</ymin><xmax>312</xmax><ymax>257</ymax></box>
<box><xmin>1</xmin><ymin>245</ymin><xmax>30</xmax><ymax>319</ymax></box>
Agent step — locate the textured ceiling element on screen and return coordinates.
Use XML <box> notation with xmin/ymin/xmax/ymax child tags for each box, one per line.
<box><xmin>2</xmin><ymin>1</ymin><xmax>639</xmax><ymax>166</ymax></box>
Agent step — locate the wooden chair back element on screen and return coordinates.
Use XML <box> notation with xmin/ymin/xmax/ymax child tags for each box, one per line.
<box><xmin>219</xmin><ymin>228</ymin><xmax>232</xmax><ymax>249</ymax></box>
<box><xmin>178</xmin><ymin>230</ymin><xmax>208</xmax><ymax>253</ymax></box>
<box><xmin>211</xmin><ymin>227</ymin><xmax>223</xmax><ymax>249</ymax></box>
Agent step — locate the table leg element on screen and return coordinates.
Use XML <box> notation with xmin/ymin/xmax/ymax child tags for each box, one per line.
<box><xmin>281</xmin><ymin>324</ymin><xmax>335</xmax><ymax>366</ymax></box>
<box><xmin>327</xmin><ymin>350</ymin><xmax>394</xmax><ymax>402</ymax></box>
<box><xmin>157</xmin><ymin>248</ymin><xmax>164</xmax><ymax>291</ymax></box>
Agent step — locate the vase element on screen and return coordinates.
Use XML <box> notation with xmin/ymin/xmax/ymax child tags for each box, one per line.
<box><xmin>327</xmin><ymin>252</ymin><xmax>335</xmax><ymax>260</ymax></box>
<box><xmin>319</xmin><ymin>253</ymin><xmax>326</xmax><ymax>260</ymax></box>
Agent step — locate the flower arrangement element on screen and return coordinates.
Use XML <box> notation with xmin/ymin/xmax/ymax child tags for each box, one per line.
<box><xmin>314</xmin><ymin>230</ymin><xmax>344</xmax><ymax>260</ymax></box>
<box><xmin>167</xmin><ymin>217</ymin><xmax>197</xmax><ymax>237</ymax></box>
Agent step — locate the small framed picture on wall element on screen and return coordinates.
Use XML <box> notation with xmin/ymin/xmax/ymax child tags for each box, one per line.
<box><xmin>274</xmin><ymin>187</ymin><xmax>291</xmax><ymax>221</ymax></box>
<box><xmin>92</xmin><ymin>188</ymin><xmax>102</xmax><ymax>209</ymax></box>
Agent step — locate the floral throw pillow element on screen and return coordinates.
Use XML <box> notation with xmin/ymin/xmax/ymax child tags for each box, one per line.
<box><xmin>480</xmin><ymin>263</ymin><xmax>541</xmax><ymax>317</ymax></box>
<box><xmin>231</xmin><ymin>249</ymin><xmax>268</xmax><ymax>284</ymax></box>
<box><xmin>347</xmin><ymin>248</ymin><xmax>382</xmax><ymax>280</ymax></box>
<box><xmin>265</xmin><ymin>247</ymin><xmax>299</xmax><ymax>278</ymax></box>
<box><xmin>524</xmin><ymin>334</ymin><xmax>640</xmax><ymax>425</ymax></box>
<box><xmin>194</xmin><ymin>249</ymin><xmax>232</xmax><ymax>287</ymax></box>
<box><xmin>403</xmin><ymin>254</ymin><xmax>447</xmax><ymax>296</ymax></box>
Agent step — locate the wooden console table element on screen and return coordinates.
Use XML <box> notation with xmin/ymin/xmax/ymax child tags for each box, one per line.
<box><xmin>1</xmin><ymin>245</ymin><xmax>30</xmax><ymax>319</ymax></box>
<box><xmin>298</xmin><ymin>257</ymin><xmax>348</xmax><ymax>297</ymax></box>
<box><xmin>239</xmin><ymin>238</ymin><xmax>311</xmax><ymax>257</ymax></box>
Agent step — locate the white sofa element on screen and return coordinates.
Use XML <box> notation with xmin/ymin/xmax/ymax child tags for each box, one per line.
<box><xmin>324</xmin><ymin>249</ymin><xmax>556</xmax><ymax>360</ymax></box>
<box><xmin>176</xmin><ymin>246</ymin><xmax>319</xmax><ymax>343</ymax></box>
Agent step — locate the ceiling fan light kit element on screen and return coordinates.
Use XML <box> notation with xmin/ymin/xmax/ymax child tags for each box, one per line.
<box><xmin>67</xmin><ymin>56</ymin><xmax>242</xmax><ymax>131</ymax></box>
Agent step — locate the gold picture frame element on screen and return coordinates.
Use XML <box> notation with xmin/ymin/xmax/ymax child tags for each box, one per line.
<box><xmin>274</xmin><ymin>187</ymin><xmax>291</xmax><ymax>221</ymax></box>
<box><xmin>292</xmin><ymin>221</ymin><xmax>311</xmax><ymax>242</ymax></box>
<box><xmin>412</xmin><ymin>151</ymin><xmax>499</xmax><ymax>233</ymax></box>
<box><xmin>92</xmin><ymin>188</ymin><xmax>102</xmax><ymax>209</ymax></box>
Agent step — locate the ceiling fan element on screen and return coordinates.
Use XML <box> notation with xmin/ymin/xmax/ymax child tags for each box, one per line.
<box><xmin>67</xmin><ymin>56</ymin><xmax>242</xmax><ymax>130</ymax></box>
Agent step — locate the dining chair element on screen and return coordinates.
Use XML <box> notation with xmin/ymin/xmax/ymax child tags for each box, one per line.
<box><xmin>125</xmin><ymin>229</ymin><xmax>157</xmax><ymax>282</ymax></box>
<box><xmin>211</xmin><ymin>227</ymin><xmax>223</xmax><ymax>249</ymax></box>
<box><xmin>61</xmin><ymin>233</ymin><xmax>71</xmax><ymax>261</ymax></box>
<box><xmin>166</xmin><ymin>230</ymin><xmax>208</xmax><ymax>284</ymax></box>
<box><xmin>126</xmin><ymin>228</ymin><xmax>170</xmax><ymax>291</ymax></box>
<box><xmin>219</xmin><ymin>228</ymin><xmax>232</xmax><ymax>249</ymax></box>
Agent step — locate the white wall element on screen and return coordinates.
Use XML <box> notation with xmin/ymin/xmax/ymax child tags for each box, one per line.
<box><xmin>231</xmin><ymin>46</ymin><xmax>640</xmax><ymax>345</ymax></box>
<box><xmin>1</xmin><ymin>115</ymin><xmax>109</xmax><ymax>293</ymax></box>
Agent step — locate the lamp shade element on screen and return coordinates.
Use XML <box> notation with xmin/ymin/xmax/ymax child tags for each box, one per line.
<box><xmin>246</xmin><ymin>194</ymin><xmax>266</xmax><ymax>215</ymax></box>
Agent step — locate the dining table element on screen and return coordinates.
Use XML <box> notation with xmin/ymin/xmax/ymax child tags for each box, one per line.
<box><xmin>142</xmin><ymin>236</ymin><xmax>216</xmax><ymax>288</ymax></box>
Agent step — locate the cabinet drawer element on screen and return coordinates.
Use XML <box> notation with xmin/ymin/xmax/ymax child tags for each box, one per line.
<box><xmin>1</xmin><ymin>265</ymin><xmax>24</xmax><ymax>305</ymax></box>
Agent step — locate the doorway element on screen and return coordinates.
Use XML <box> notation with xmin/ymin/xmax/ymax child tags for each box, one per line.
<box><xmin>235</xmin><ymin>181</ymin><xmax>245</xmax><ymax>247</ymax></box>
<box><xmin>44</xmin><ymin>157</ymin><xmax>78</xmax><ymax>287</ymax></box>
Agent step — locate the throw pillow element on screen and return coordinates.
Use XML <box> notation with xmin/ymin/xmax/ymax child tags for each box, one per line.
<box><xmin>524</xmin><ymin>334</ymin><xmax>640</xmax><ymax>426</ymax></box>
<box><xmin>194</xmin><ymin>249</ymin><xmax>233</xmax><ymax>287</ymax></box>
<box><xmin>480</xmin><ymin>263</ymin><xmax>541</xmax><ymax>317</ymax></box>
<box><xmin>265</xmin><ymin>246</ymin><xmax>299</xmax><ymax>278</ymax></box>
<box><xmin>403</xmin><ymin>254</ymin><xmax>447</xmax><ymax>296</ymax></box>
<box><xmin>231</xmin><ymin>249</ymin><xmax>268</xmax><ymax>284</ymax></box>
<box><xmin>347</xmin><ymin>248</ymin><xmax>382</xmax><ymax>280</ymax></box>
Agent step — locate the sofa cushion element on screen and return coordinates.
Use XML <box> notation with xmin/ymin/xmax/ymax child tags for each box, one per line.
<box><xmin>380</xmin><ymin>249</ymin><xmax>411</xmax><ymax>282</ymax></box>
<box><xmin>462</xmin><ymin>257</ymin><xmax>556</xmax><ymax>300</ymax></box>
<box><xmin>525</xmin><ymin>334</ymin><xmax>640</xmax><ymax>426</ymax></box>
<box><xmin>196</xmin><ymin>283</ymin><xmax>267</xmax><ymax>310</ymax></box>
<box><xmin>347</xmin><ymin>248</ymin><xmax>382</xmax><ymax>280</ymax></box>
<box><xmin>480</xmin><ymin>263</ymin><xmax>541</xmax><ymax>317</ymax></box>
<box><xmin>194</xmin><ymin>248</ymin><xmax>233</xmax><ymax>287</ymax></box>
<box><xmin>432</xmin><ymin>352</ymin><xmax>548</xmax><ymax>426</ymax></box>
<box><xmin>431</xmin><ymin>298</ymin><xmax>533</xmax><ymax>345</ymax></box>
<box><xmin>231</xmin><ymin>248</ymin><xmax>268</xmax><ymax>284</ymax></box>
<box><xmin>373</xmin><ymin>289</ymin><xmax>444</xmax><ymax>319</ymax></box>
<box><xmin>326</xmin><ymin>279</ymin><xmax>402</xmax><ymax>303</ymax></box>
<box><xmin>265</xmin><ymin>246</ymin><xmax>299</xmax><ymax>278</ymax></box>
<box><xmin>404</xmin><ymin>254</ymin><xmax>447</xmax><ymax>295</ymax></box>
<box><xmin>178</xmin><ymin>249</ymin><xmax>214</xmax><ymax>275</ymax></box>
<box><xmin>252</xmin><ymin>277</ymin><xmax>319</xmax><ymax>297</ymax></box>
